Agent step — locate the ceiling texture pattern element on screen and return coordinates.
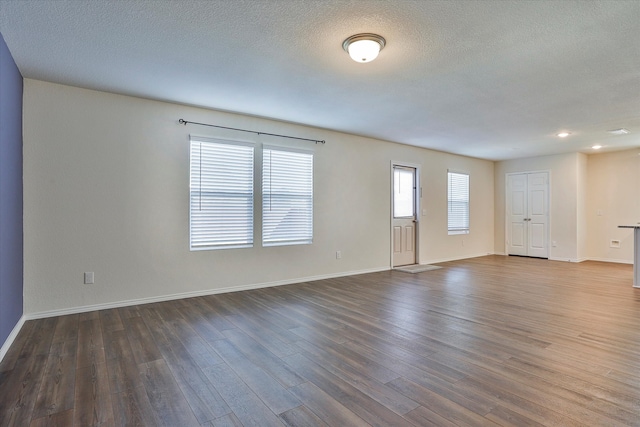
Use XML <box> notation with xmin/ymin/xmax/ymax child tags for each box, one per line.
<box><xmin>1</xmin><ymin>0</ymin><xmax>638</xmax><ymax>160</ymax></box>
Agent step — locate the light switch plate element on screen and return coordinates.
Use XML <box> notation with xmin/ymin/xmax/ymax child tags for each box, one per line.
<box><xmin>84</xmin><ymin>272</ymin><xmax>94</xmax><ymax>284</ymax></box>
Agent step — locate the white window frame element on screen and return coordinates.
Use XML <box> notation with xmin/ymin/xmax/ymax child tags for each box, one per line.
<box><xmin>447</xmin><ymin>170</ymin><xmax>470</xmax><ymax>235</ymax></box>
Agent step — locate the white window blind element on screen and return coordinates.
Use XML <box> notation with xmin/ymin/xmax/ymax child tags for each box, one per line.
<box><xmin>448</xmin><ymin>171</ymin><xmax>469</xmax><ymax>235</ymax></box>
<box><xmin>263</xmin><ymin>148</ymin><xmax>313</xmax><ymax>246</ymax></box>
<box><xmin>190</xmin><ymin>137</ymin><xmax>254</xmax><ymax>250</ymax></box>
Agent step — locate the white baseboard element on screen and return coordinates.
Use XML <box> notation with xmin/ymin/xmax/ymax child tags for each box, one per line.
<box><xmin>25</xmin><ymin>266</ymin><xmax>391</xmax><ymax>320</ymax></box>
<box><xmin>586</xmin><ymin>257</ymin><xmax>633</xmax><ymax>265</ymax></box>
<box><xmin>0</xmin><ymin>315</ymin><xmax>26</xmax><ymax>364</ymax></box>
<box><xmin>422</xmin><ymin>252</ymin><xmax>497</xmax><ymax>265</ymax></box>
<box><xmin>544</xmin><ymin>256</ymin><xmax>632</xmax><ymax>264</ymax></box>
<box><xmin>549</xmin><ymin>257</ymin><xmax>580</xmax><ymax>262</ymax></box>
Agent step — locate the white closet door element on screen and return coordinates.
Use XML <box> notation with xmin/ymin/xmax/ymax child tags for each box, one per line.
<box><xmin>507</xmin><ymin>172</ymin><xmax>549</xmax><ymax>258</ymax></box>
<box><xmin>507</xmin><ymin>174</ymin><xmax>528</xmax><ymax>256</ymax></box>
<box><xmin>527</xmin><ymin>172</ymin><xmax>549</xmax><ymax>258</ymax></box>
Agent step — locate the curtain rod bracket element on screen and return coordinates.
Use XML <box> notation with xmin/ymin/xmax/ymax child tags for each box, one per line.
<box><xmin>178</xmin><ymin>119</ymin><xmax>325</xmax><ymax>144</ymax></box>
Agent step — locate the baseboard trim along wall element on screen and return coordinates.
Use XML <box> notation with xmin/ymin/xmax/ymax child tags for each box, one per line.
<box><xmin>25</xmin><ymin>266</ymin><xmax>391</xmax><ymax>320</ymax></box>
<box><xmin>549</xmin><ymin>257</ymin><xmax>580</xmax><ymax>263</ymax></box>
<box><xmin>423</xmin><ymin>252</ymin><xmax>497</xmax><ymax>265</ymax></box>
<box><xmin>587</xmin><ymin>257</ymin><xmax>633</xmax><ymax>265</ymax></box>
<box><xmin>0</xmin><ymin>315</ymin><xmax>27</xmax><ymax>364</ymax></box>
<box><xmin>549</xmin><ymin>256</ymin><xmax>634</xmax><ymax>263</ymax></box>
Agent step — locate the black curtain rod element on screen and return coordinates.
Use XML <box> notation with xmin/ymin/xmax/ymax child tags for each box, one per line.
<box><xmin>178</xmin><ymin>119</ymin><xmax>325</xmax><ymax>144</ymax></box>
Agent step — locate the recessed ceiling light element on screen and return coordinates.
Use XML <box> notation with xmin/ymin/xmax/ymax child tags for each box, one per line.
<box><xmin>342</xmin><ymin>33</ymin><xmax>386</xmax><ymax>63</ymax></box>
<box><xmin>607</xmin><ymin>128</ymin><xmax>630</xmax><ymax>135</ymax></box>
<box><xmin>592</xmin><ymin>145</ymin><xmax>603</xmax><ymax>149</ymax></box>
<box><xmin>557</xmin><ymin>132</ymin><xmax>571</xmax><ymax>138</ymax></box>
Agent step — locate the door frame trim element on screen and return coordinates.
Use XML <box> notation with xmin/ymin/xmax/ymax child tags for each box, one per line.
<box><xmin>390</xmin><ymin>161</ymin><xmax>421</xmax><ymax>268</ymax></box>
<box><xmin>505</xmin><ymin>170</ymin><xmax>551</xmax><ymax>258</ymax></box>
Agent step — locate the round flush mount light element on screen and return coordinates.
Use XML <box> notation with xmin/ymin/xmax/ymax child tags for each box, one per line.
<box><xmin>592</xmin><ymin>144</ymin><xmax>603</xmax><ymax>150</ymax></box>
<box><xmin>557</xmin><ymin>132</ymin><xmax>571</xmax><ymax>138</ymax></box>
<box><xmin>342</xmin><ymin>33</ymin><xmax>386</xmax><ymax>63</ymax></box>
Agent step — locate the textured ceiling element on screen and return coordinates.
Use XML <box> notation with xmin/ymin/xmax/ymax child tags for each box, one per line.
<box><xmin>1</xmin><ymin>0</ymin><xmax>639</xmax><ymax>160</ymax></box>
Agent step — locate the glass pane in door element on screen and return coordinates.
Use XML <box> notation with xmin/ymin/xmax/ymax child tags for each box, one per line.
<box><xmin>394</xmin><ymin>168</ymin><xmax>414</xmax><ymax>218</ymax></box>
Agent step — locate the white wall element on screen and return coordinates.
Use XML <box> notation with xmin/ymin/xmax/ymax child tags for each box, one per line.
<box><xmin>415</xmin><ymin>153</ymin><xmax>494</xmax><ymax>263</ymax></box>
<box><xmin>495</xmin><ymin>152</ymin><xmax>581</xmax><ymax>261</ymax></box>
<box><xmin>23</xmin><ymin>80</ymin><xmax>495</xmax><ymax>315</ymax></box>
<box><xmin>587</xmin><ymin>148</ymin><xmax>640</xmax><ymax>263</ymax></box>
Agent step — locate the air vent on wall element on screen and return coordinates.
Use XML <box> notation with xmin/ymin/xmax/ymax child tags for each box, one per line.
<box><xmin>607</xmin><ymin>128</ymin><xmax>630</xmax><ymax>135</ymax></box>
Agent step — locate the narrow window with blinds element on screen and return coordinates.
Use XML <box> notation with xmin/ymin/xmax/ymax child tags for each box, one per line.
<box><xmin>263</xmin><ymin>148</ymin><xmax>313</xmax><ymax>246</ymax></box>
<box><xmin>189</xmin><ymin>137</ymin><xmax>254</xmax><ymax>250</ymax></box>
<box><xmin>448</xmin><ymin>171</ymin><xmax>470</xmax><ymax>235</ymax></box>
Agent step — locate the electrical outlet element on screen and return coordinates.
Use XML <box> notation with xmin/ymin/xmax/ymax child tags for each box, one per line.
<box><xmin>84</xmin><ymin>272</ymin><xmax>94</xmax><ymax>284</ymax></box>
<box><xmin>610</xmin><ymin>240</ymin><xmax>621</xmax><ymax>248</ymax></box>
<box><xmin>336</xmin><ymin>251</ymin><xmax>342</xmax><ymax>259</ymax></box>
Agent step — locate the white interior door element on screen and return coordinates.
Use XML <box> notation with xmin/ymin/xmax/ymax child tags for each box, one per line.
<box><xmin>526</xmin><ymin>172</ymin><xmax>549</xmax><ymax>258</ymax></box>
<box><xmin>393</xmin><ymin>166</ymin><xmax>417</xmax><ymax>267</ymax></box>
<box><xmin>507</xmin><ymin>172</ymin><xmax>549</xmax><ymax>258</ymax></box>
<box><xmin>507</xmin><ymin>174</ymin><xmax>528</xmax><ymax>256</ymax></box>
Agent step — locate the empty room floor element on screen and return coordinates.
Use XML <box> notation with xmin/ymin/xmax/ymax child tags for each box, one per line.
<box><xmin>1</xmin><ymin>255</ymin><xmax>638</xmax><ymax>426</ymax></box>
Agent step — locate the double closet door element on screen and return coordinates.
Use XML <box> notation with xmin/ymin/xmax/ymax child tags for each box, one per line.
<box><xmin>507</xmin><ymin>172</ymin><xmax>549</xmax><ymax>258</ymax></box>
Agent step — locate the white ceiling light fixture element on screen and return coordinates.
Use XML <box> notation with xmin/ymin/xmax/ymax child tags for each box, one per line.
<box><xmin>592</xmin><ymin>144</ymin><xmax>603</xmax><ymax>149</ymax></box>
<box><xmin>557</xmin><ymin>132</ymin><xmax>571</xmax><ymax>138</ymax></box>
<box><xmin>342</xmin><ymin>33</ymin><xmax>386</xmax><ymax>63</ymax></box>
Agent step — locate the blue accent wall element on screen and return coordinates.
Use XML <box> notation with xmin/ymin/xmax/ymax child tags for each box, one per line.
<box><xmin>0</xmin><ymin>32</ymin><xmax>23</xmax><ymax>347</ymax></box>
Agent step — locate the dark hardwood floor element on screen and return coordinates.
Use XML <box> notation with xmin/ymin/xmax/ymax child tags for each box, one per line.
<box><xmin>1</xmin><ymin>255</ymin><xmax>639</xmax><ymax>426</ymax></box>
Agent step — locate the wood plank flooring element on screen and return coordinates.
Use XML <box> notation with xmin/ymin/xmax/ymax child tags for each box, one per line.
<box><xmin>1</xmin><ymin>255</ymin><xmax>639</xmax><ymax>426</ymax></box>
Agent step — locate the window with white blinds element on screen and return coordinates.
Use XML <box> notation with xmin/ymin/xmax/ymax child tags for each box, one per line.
<box><xmin>263</xmin><ymin>148</ymin><xmax>313</xmax><ymax>246</ymax></box>
<box><xmin>447</xmin><ymin>171</ymin><xmax>469</xmax><ymax>235</ymax></box>
<box><xmin>189</xmin><ymin>137</ymin><xmax>254</xmax><ymax>250</ymax></box>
